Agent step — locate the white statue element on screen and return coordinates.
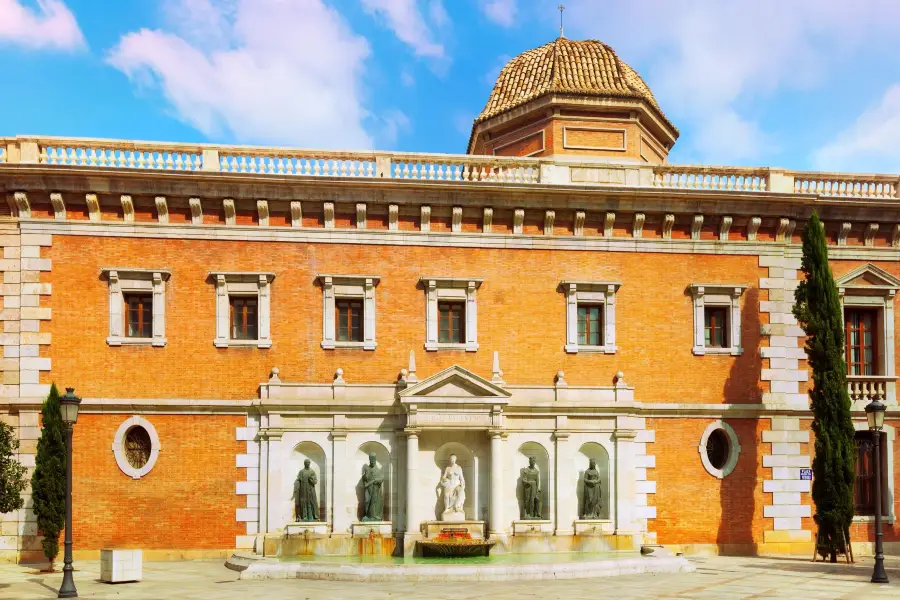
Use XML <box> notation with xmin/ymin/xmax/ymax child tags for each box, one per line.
<box><xmin>440</xmin><ymin>454</ymin><xmax>466</xmax><ymax>521</ymax></box>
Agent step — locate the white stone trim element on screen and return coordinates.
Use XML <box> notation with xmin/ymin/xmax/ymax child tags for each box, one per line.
<box><xmin>316</xmin><ymin>274</ymin><xmax>379</xmax><ymax>351</ymax></box>
<box><xmin>210</xmin><ymin>271</ymin><xmax>275</xmax><ymax>349</ymax></box>
<box><xmin>102</xmin><ymin>268</ymin><xmax>170</xmax><ymax>347</ymax></box>
<box><xmin>111</xmin><ymin>416</ymin><xmax>161</xmax><ymax>479</ymax></box>
<box><xmin>561</xmin><ymin>281</ymin><xmax>620</xmax><ymax>354</ymax></box>
<box><xmin>698</xmin><ymin>420</ymin><xmax>741</xmax><ymax>479</ymax></box>
<box><xmin>688</xmin><ymin>284</ymin><xmax>747</xmax><ymax>356</ymax></box>
<box><xmin>852</xmin><ymin>421</ymin><xmax>895</xmax><ymax>523</ymax></box>
<box><xmin>421</xmin><ymin>277</ymin><xmax>482</xmax><ymax>352</ymax></box>
<box><xmin>762</xmin><ymin>416</ymin><xmax>812</xmax><ymax>543</ymax></box>
<box><xmin>236</xmin><ymin>414</ymin><xmax>260</xmax><ymax>547</ymax></box>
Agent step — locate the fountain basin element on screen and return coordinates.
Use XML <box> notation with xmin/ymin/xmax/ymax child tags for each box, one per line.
<box><xmin>419</xmin><ymin>538</ymin><xmax>496</xmax><ymax>557</ymax></box>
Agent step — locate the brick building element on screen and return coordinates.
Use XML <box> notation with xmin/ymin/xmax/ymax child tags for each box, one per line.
<box><xmin>0</xmin><ymin>37</ymin><xmax>896</xmax><ymax>561</ymax></box>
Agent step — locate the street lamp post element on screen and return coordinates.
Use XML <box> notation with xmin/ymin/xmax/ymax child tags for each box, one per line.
<box><xmin>865</xmin><ymin>397</ymin><xmax>888</xmax><ymax>584</ymax></box>
<box><xmin>57</xmin><ymin>387</ymin><xmax>81</xmax><ymax>599</ymax></box>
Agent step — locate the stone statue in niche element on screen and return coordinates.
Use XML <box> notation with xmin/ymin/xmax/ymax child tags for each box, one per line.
<box><xmin>295</xmin><ymin>458</ymin><xmax>319</xmax><ymax>522</ymax></box>
<box><xmin>581</xmin><ymin>458</ymin><xmax>603</xmax><ymax>519</ymax></box>
<box><xmin>361</xmin><ymin>453</ymin><xmax>384</xmax><ymax>522</ymax></box>
<box><xmin>440</xmin><ymin>454</ymin><xmax>466</xmax><ymax>521</ymax></box>
<box><xmin>521</xmin><ymin>456</ymin><xmax>542</xmax><ymax>520</ymax></box>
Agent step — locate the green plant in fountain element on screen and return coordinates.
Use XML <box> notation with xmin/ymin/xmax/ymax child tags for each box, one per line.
<box><xmin>793</xmin><ymin>211</ymin><xmax>856</xmax><ymax>562</ymax></box>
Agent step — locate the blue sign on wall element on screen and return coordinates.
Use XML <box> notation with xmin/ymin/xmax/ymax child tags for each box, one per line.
<box><xmin>800</xmin><ymin>468</ymin><xmax>812</xmax><ymax>480</ymax></box>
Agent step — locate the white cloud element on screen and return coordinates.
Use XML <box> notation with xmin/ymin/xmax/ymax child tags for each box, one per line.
<box><xmin>562</xmin><ymin>0</ymin><xmax>900</xmax><ymax>165</ymax></box>
<box><xmin>0</xmin><ymin>0</ymin><xmax>85</xmax><ymax>51</ymax></box>
<box><xmin>481</xmin><ymin>0</ymin><xmax>516</xmax><ymax>28</ymax></box>
<box><xmin>400</xmin><ymin>70</ymin><xmax>415</xmax><ymax>87</ymax></box>
<box><xmin>361</xmin><ymin>0</ymin><xmax>445</xmax><ymax>58</ymax></box>
<box><xmin>813</xmin><ymin>84</ymin><xmax>900</xmax><ymax>173</ymax></box>
<box><xmin>378</xmin><ymin>109</ymin><xmax>411</xmax><ymax>145</ymax></box>
<box><xmin>108</xmin><ymin>0</ymin><xmax>377</xmax><ymax>149</ymax></box>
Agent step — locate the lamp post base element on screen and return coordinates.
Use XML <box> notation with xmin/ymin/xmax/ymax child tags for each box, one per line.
<box><xmin>872</xmin><ymin>559</ymin><xmax>889</xmax><ymax>584</ymax></box>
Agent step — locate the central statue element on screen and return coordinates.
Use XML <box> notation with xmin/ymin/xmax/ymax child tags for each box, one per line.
<box><xmin>440</xmin><ymin>454</ymin><xmax>466</xmax><ymax>521</ymax></box>
<box><xmin>581</xmin><ymin>458</ymin><xmax>603</xmax><ymax>519</ymax></box>
<box><xmin>521</xmin><ymin>456</ymin><xmax>542</xmax><ymax>520</ymax></box>
<box><xmin>361</xmin><ymin>453</ymin><xmax>384</xmax><ymax>522</ymax></box>
<box><xmin>295</xmin><ymin>458</ymin><xmax>319</xmax><ymax>522</ymax></box>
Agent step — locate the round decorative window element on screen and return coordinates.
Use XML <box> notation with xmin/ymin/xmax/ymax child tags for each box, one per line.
<box><xmin>699</xmin><ymin>421</ymin><xmax>741</xmax><ymax>479</ymax></box>
<box><xmin>113</xmin><ymin>416</ymin><xmax>160</xmax><ymax>479</ymax></box>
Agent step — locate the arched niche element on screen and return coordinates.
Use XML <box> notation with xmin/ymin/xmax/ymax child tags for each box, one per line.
<box><xmin>433</xmin><ymin>442</ymin><xmax>476</xmax><ymax>520</ymax></box>
<box><xmin>290</xmin><ymin>441</ymin><xmax>327</xmax><ymax>522</ymax></box>
<box><xmin>354</xmin><ymin>441</ymin><xmax>391</xmax><ymax>522</ymax></box>
<box><xmin>515</xmin><ymin>442</ymin><xmax>550</xmax><ymax>520</ymax></box>
<box><xmin>576</xmin><ymin>442</ymin><xmax>610</xmax><ymax>520</ymax></box>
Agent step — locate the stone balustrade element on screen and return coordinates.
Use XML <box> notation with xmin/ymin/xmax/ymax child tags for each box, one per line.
<box><xmin>847</xmin><ymin>375</ymin><xmax>896</xmax><ymax>404</ymax></box>
<box><xmin>3</xmin><ymin>135</ymin><xmax>900</xmax><ymax>201</ymax></box>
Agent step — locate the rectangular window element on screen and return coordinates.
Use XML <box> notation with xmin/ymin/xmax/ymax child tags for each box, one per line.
<box><xmin>124</xmin><ymin>294</ymin><xmax>152</xmax><ymax>338</ymax></box>
<box><xmin>336</xmin><ymin>299</ymin><xmax>363</xmax><ymax>342</ymax></box>
<box><xmin>577</xmin><ymin>304</ymin><xmax>602</xmax><ymax>346</ymax></box>
<box><xmin>704</xmin><ymin>306</ymin><xmax>728</xmax><ymax>348</ymax></box>
<box><xmin>230</xmin><ymin>296</ymin><xmax>258</xmax><ymax>340</ymax></box>
<box><xmin>854</xmin><ymin>431</ymin><xmax>889</xmax><ymax>517</ymax></box>
<box><xmin>438</xmin><ymin>301</ymin><xmax>465</xmax><ymax>344</ymax></box>
<box><xmin>845</xmin><ymin>309</ymin><xmax>878</xmax><ymax>376</ymax></box>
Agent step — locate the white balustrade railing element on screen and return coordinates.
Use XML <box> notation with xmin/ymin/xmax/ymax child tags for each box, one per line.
<box><xmin>390</xmin><ymin>154</ymin><xmax>540</xmax><ymax>184</ymax></box>
<box><xmin>0</xmin><ymin>146</ymin><xmax>5</xmax><ymax>164</ymax></box>
<box><xmin>792</xmin><ymin>174</ymin><xmax>899</xmax><ymax>199</ymax></box>
<box><xmin>218</xmin><ymin>150</ymin><xmax>377</xmax><ymax>177</ymax></box>
<box><xmin>37</xmin><ymin>139</ymin><xmax>205</xmax><ymax>171</ymax></box>
<box><xmin>652</xmin><ymin>166</ymin><xmax>768</xmax><ymax>192</ymax></box>
<box><xmin>847</xmin><ymin>376</ymin><xmax>894</xmax><ymax>404</ymax></box>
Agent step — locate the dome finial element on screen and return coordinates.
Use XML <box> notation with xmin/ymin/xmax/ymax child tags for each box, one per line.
<box><xmin>557</xmin><ymin>4</ymin><xmax>566</xmax><ymax>38</ymax></box>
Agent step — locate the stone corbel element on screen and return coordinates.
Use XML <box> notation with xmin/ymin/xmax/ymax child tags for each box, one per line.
<box><xmin>633</xmin><ymin>213</ymin><xmax>645</xmax><ymax>238</ymax></box>
<box><xmin>223</xmin><ymin>199</ymin><xmax>236</xmax><ymax>226</ymax></box>
<box><xmin>719</xmin><ymin>216</ymin><xmax>732</xmax><ymax>241</ymax></box>
<box><xmin>691</xmin><ymin>215</ymin><xmax>703</xmax><ymax>240</ymax></box>
<box><xmin>257</xmin><ymin>200</ymin><xmax>269</xmax><ymax>227</ymax></box>
<box><xmin>324</xmin><ymin>202</ymin><xmax>335</xmax><ymax>229</ymax></box>
<box><xmin>86</xmin><ymin>193</ymin><xmax>101</xmax><ymax>222</ymax></box>
<box><xmin>420</xmin><ymin>205</ymin><xmax>431</xmax><ymax>232</ymax></box>
<box><xmin>49</xmin><ymin>193</ymin><xmax>65</xmax><ymax>220</ymax></box>
<box><xmin>356</xmin><ymin>203</ymin><xmax>367</xmax><ymax>229</ymax></box>
<box><xmin>662</xmin><ymin>214</ymin><xmax>675</xmax><ymax>239</ymax></box>
<box><xmin>544</xmin><ymin>210</ymin><xmax>555</xmax><ymax>235</ymax></box>
<box><xmin>452</xmin><ymin>206</ymin><xmax>463</xmax><ymax>233</ymax></box>
<box><xmin>838</xmin><ymin>222</ymin><xmax>851</xmax><ymax>246</ymax></box>
<box><xmin>604</xmin><ymin>212</ymin><xmax>615</xmax><ymax>237</ymax></box>
<box><xmin>747</xmin><ymin>216</ymin><xmax>761</xmax><ymax>241</ymax></box>
<box><xmin>154</xmin><ymin>196</ymin><xmax>168</xmax><ymax>224</ymax></box>
<box><xmin>574</xmin><ymin>211</ymin><xmax>585</xmax><ymax>237</ymax></box>
<box><xmin>865</xmin><ymin>223</ymin><xmax>879</xmax><ymax>247</ymax></box>
<box><xmin>513</xmin><ymin>209</ymin><xmax>524</xmax><ymax>234</ymax></box>
<box><xmin>483</xmin><ymin>207</ymin><xmax>493</xmax><ymax>233</ymax></box>
<box><xmin>785</xmin><ymin>219</ymin><xmax>796</xmax><ymax>242</ymax></box>
<box><xmin>893</xmin><ymin>224</ymin><xmax>900</xmax><ymax>248</ymax></box>
<box><xmin>13</xmin><ymin>192</ymin><xmax>30</xmax><ymax>218</ymax></box>
<box><xmin>775</xmin><ymin>218</ymin><xmax>789</xmax><ymax>242</ymax></box>
<box><xmin>290</xmin><ymin>201</ymin><xmax>302</xmax><ymax>227</ymax></box>
<box><xmin>189</xmin><ymin>197</ymin><xmax>202</xmax><ymax>225</ymax></box>
<box><xmin>121</xmin><ymin>195</ymin><xmax>134</xmax><ymax>222</ymax></box>
<box><xmin>388</xmin><ymin>204</ymin><xmax>399</xmax><ymax>230</ymax></box>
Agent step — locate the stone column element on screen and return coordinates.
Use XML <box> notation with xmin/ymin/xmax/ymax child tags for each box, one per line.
<box><xmin>554</xmin><ymin>431</ymin><xmax>575</xmax><ymax>536</ymax></box>
<box><xmin>258</xmin><ymin>430</ymin><xmax>269</xmax><ymax>535</ymax></box>
<box><xmin>489</xmin><ymin>431</ymin><xmax>506</xmax><ymax>538</ymax></box>
<box><xmin>403</xmin><ymin>430</ymin><xmax>421</xmax><ymax>556</ymax></box>
<box><xmin>613</xmin><ymin>429</ymin><xmax>638</xmax><ymax>535</ymax></box>
<box><xmin>331</xmin><ymin>430</ymin><xmax>351</xmax><ymax>534</ymax></box>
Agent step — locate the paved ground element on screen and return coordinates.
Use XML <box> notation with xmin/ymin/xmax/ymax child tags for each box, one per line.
<box><xmin>0</xmin><ymin>555</ymin><xmax>899</xmax><ymax>599</ymax></box>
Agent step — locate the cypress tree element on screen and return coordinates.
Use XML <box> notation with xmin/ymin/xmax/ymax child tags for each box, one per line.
<box><xmin>793</xmin><ymin>211</ymin><xmax>856</xmax><ymax>562</ymax></box>
<box><xmin>0</xmin><ymin>420</ymin><xmax>26</xmax><ymax>514</ymax></box>
<box><xmin>31</xmin><ymin>383</ymin><xmax>66</xmax><ymax>568</ymax></box>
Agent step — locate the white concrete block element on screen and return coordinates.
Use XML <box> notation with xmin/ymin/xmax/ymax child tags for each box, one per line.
<box><xmin>773</xmin><ymin>517</ymin><xmax>802</xmax><ymax>531</ymax></box>
<box><xmin>771</xmin><ymin>442</ymin><xmax>801</xmax><ymax>456</ymax></box>
<box><xmin>759</xmin><ymin>255</ymin><xmax>786</xmax><ymax>268</ymax></box>
<box><xmin>760</xmin><ymin>346</ymin><xmax>807</xmax><ymax>360</ymax></box>
<box><xmin>772</xmin><ymin>492</ymin><xmax>802</xmax><ymax>505</ymax></box>
<box><xmin>633</xmin><ymin>506</ymin><xmax>656</xmax><ymax>519</ymax></box>
<box><xmin>633</xmin><ymin>468</ymin><xmax>647</xmax><ymax>481</ymax></box>
<box><xmin>763</xmin><ymin>454</ymin><xmax>810</xmax><ymax>468</ymax></box>
<box><xmin>635</xmin><ymin>430</ymin><xmax>656</xmax><ymax>444</ymax></box>
<box><xmin>236</xmin><ymin>454</ymin><xmax>256</xmax><ymax>468</ymax></box>
<box><xmin>764</xmin><ymin>504</ymin><xmax>811</xmax><ymax>518</ymax></box>
<box><xmin>761</xmin><ymin>369</ymin><xmax>808</xmax><ymax>382</ymax></box>
<box><xmin>20</xmin><ymin>234</ymin><xmax>52</xmax><ymax>247</ymax></box>
<box><xmin>246</xmin><ymin>441</ymin><xmax>259</xmax><ymax>455</ymax></box>
<box><xmin>246</xmin><ymin>521</ymin><xmax>259</xmax><ymax>535</ymax></box>
<box><xmin>236</xmin><ymin>480</ymin><xmax>258</xmax><ymax>495</ymax></box>
<box><xmin>771</xmin><ymin>467</ymin><xmax>801</xmax><ymax>480</ymax></box>
<box><xmin>246</xmin><ymin>494</ymin><xmax>259</xmax><ymax>509</ymax></box>
<box><xmin>770</xmin><ymin>380</ymin><xmax>799</xmax><ymax>394</ymax></box>
<box><xmin>763</xmin><ymin>480</ymin><xmax>811</xmax><ymax>493</ymax></box>
<box><xmin>763</xmin><ymin>430</ymin><xmax>809</xmax><ymax>443</ymax></box>
<box><xmin>235</xmin><ymin>427</ymin><xmax>257</xmax><ymax>441</ymax></box>
<box><xmin>246</xmin><ymin>467</ymin><xmax>259</xmax><ymax>482</ymax></box>
<box><xmin>771</xmin><ymin>417</ymin><xmax>800</xmax><ymax>431</ymax></box>
<box><xmin>635</xmin><ymin>480</ymin><xmax>657</xmax><ymax>494</ymax></box>
<box><xmin>100</xmin><ymin>549</ymin><xmax>142</xmax><ymax>583</ymax></box>
<box><xmin>235</xmin><ymin>535</ymin><xmax>255</xmax><ymax>549</ymax></box>
<box><xmin>236</xmin><ymin>508</ymin><xmax>258</xmax><ymax>523</ymax></box>
<box><xmin>634</xmin><ymin>455</ymin><xmax>655</xmax><ymax>468</ymax></box>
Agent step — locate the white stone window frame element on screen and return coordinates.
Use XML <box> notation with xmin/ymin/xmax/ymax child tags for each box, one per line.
<box><xmin>316</xmin><ymin>274</ymin><xmax>379</xmax><ymax>350</ymax></box>
<box><xmin>112</xmin><ymin>415</ymin><xmax>161</xmax><ymax>479</ymax></box>
<box><xmin>102</xmin><ymin>268</ymin><xmax>170</xmax><ymax>347</ymax></box>
<box><xmin>698</xmin><ymin>420</ymin><xmax>741</xmax><ymax>479</ymax></box>
<box><xmin>836</xmin><ymin>264</ymin><xmax>899</xmax><ymax>405</ymax></box>
<box><xmin>852</xmin><ymin>421</ymin><xmax>895</xmax><ymax>524</ymax></box>
<box><xmin>211</xmin><ymin>271</ymin><xmax>275</xmax><ymax>349</ymax></box>
<box><xmin>561</xmin><ymin>281</ymin><xmax>620</xmax><ymax>354</ymax></box>
<box><xmin>689</xmin><ymin>284</ymin><xmax>747</xmax><ymax>356</ymax></box>
<box><xmin>421</xmin><ymin>277</ymin><xmax>482</xmax><ymax>352</ymax></box>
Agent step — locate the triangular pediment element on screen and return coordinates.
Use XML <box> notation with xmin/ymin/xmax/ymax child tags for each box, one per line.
<box><xmin>836</xmin><ymin>264</ymin><xmax>900</xmax><ymax>290</ymax></box>
<box><xmin>399</xmin><ymin>365</ymin><xmax>511</xmax><ymax>402</ymax></box>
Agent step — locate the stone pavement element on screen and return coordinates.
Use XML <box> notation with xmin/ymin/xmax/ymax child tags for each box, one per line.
<box><xmin>0</xmin><ymin>555</ymin><xmax>899</xmax><ymax>599</ymax></box>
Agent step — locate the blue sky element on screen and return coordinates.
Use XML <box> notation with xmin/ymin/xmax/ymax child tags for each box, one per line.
<box><xmin>2</xmin><ymin>0</ymin><xmax>900</xmax><ymax>173</ymax></box>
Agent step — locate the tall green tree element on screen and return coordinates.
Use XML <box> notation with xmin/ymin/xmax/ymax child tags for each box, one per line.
<box><xmin>31</xmin><ymin>384</ymin><xmax>66</xmax><ymax>568</ymax></box>
<box><xmin>793</xmin><ymin>211</ymin><xmax>856</xmax><ymax>562</ymax></box>
<box><xmin>0</xmin><ymin>420</ymin><xmax>26</xmax><ymax>514</ymax></box>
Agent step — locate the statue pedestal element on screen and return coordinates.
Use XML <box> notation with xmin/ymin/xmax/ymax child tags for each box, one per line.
<box><xmin>512</xmin><ymin>520</ymin><xmax>553</xmax><ymax>535</ymax></box>
<box><xmin>284</xmin><ymin>522</ymin><xmax>329</xmax><ymax>536</ymax></box>
<box><xmin>424</xmin><ymin>520</ymin><xmax>485</xmax><ymax>540</ymax></box>
<box><xmin>351</xmin><ymin>521</ymin><xmax>393</xmax><ymax>537</ymax></box>
<box><xmin>441</xmin><ymin>510</ymin><xmax>466</xmax><ymax>522</ymax></box>
<box><xmin>574</xmin><ymin>519</ymin><xmax>614</xmax><ymax>536</ymax></box>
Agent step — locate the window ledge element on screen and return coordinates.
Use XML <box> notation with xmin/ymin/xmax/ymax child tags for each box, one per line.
<box><xmin>425</xmin><ymin>342</ymin><xmax>478</xmax><ymax>352</ymax></box>
<box><xmin>565</xmin><ymin>344</ymin><xmax>617</xmax><ymax>354</ymax></box>
<box><xmin>322</xmin><ymin>340</ymin><xmax>376</xmax><ymax>351</ymax></box>
<box><xmin>107</xmin><ymin>336</ymin><xmax>166</xmax><ymax>347</ymax></box>
<box><xmin>853</xmin><ymin>515</ymin><xmax>894</xmax><ymax>524</ymax></box>
<box><xmin>214</xmin><ymin>338</ymin><xmax>271</xmax><ymax>349</ymax></box>
<box><xmin>693</xmin><ymin>346</ymin><xmax>742</xmax><ymax>356</ymax></box>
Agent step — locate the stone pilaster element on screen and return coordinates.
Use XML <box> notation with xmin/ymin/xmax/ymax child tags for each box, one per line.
<box><xmin>235</xmin><ymin>414</ymin><xmax>260</xmax><ymax>549</ymax></box>
<box><xmin>762</xmin><ymin>416</ymin><xmax>812</xmax><ymax>548</ymax></box>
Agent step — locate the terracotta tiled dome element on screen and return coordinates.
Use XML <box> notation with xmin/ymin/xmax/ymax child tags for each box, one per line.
<box><xmin>475</xmin><ymin>37</ymin><xmax>676</xmax><ymax>133</ymax></box>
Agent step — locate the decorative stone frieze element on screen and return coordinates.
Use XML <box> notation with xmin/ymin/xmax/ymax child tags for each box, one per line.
<box><xmin>102</xmin><ymin>268</ymin><xmax>170</xmax><ymax>347</ymax></box>
<box><xmin>316</xmin><ymin>274</ymin><xmax>379</xmax><ymax>351</ymax></box>
<box><xmin>421</xmin><ymin>277</ymin><xmax>482</xmax><ymax>352</ymax></box>
<box><xmin>561</xmin><ymin>280</ymin><xmax>620</xmax><ymax>354</ymax></box>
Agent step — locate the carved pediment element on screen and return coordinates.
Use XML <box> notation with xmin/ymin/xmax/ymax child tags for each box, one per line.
<box><xmin>399</xmin><ymin>365</ymin><xmax>511</xmax><ymax>403</ymax></box>
<box><xmin>836</xmin><ymin>264</ymin><xmax>900</xmax><ymax>292</ymax></box>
